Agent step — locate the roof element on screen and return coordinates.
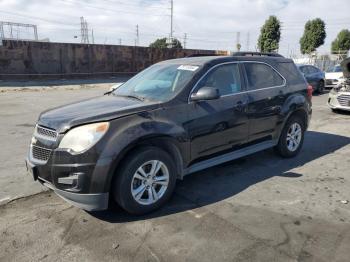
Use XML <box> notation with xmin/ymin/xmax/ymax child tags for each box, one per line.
<box><xmin>160</xmin><ymin>55</ymin><xmax>292</xmax><ymax>67</ymax></box>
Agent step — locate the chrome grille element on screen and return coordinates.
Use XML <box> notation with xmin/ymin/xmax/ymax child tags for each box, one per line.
<box><xmin>34</xmin><ymin>125</ymin><xmax>58</xmax><ymax>141</ymax></box>
<box><xmin>326</xmin><ymin>79</ymin><xmax>333</xmax><ymax>85</ymax></box>
<box><xmin>337</xmin><ymin>94</ymin><xmax>350</xmax><ymax>107</ymax></box>
<box><xmin>31</xmin><ymin>145</ymin><xmax>52</xmax><ymax>163</ymax></box>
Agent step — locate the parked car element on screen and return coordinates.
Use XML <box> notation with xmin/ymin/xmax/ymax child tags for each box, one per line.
<box><xmin>297</xmin><ymin>64</ymin><xmax>325</xmax><ymax>93</ymax></box>
<box><xmin>325</xmin><ymin>64</ymin><xmax>345</xmax><ymax>89</ymax></box>
<box><xmin>26</xmin><ymin>52</ymin><xmax>312</xmax><ymax>214</ymax></box>
<box><xmin>328</xmin><ymin>58</ymin><xmax>350</xmax><ymax>112</ymax></box>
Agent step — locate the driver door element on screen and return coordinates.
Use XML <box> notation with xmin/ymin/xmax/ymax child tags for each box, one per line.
<box><xmin>185</xmin><ymin>63</ymin><xmax>249</xmax><ymax>160</ymax></box>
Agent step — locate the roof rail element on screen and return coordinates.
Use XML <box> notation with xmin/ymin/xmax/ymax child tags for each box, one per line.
<box><xmin>186</xmin><ymin>53</ymin><xmax>220</xmax><ymax>57</ymax></box>
<box><xmin>232</xmin><ymin>52</ymin><xmax>284</xmax><ymax>58</ymax></box>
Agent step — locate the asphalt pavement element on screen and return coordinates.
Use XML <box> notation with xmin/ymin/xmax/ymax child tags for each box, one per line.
<box><xmin>0</xmin><ymin>86</ymin><xmax>349</xmax><ymax>261</ymax></box>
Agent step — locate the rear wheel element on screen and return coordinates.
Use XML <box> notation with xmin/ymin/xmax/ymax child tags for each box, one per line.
<box><xmin>113</xmin><ymin>147</ymin><xmax>177</xmax><ymax>215</ymax></box>
<box><xmin>275</xmin><ymin>116</ymin><xmax>305</xmax><ymax>158</ymax></box>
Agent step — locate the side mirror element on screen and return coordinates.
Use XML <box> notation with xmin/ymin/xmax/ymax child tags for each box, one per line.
<box><xmin>190</xmin><ymin>86</ymin><xmax>220</xmax><ymax>101</ymax></box>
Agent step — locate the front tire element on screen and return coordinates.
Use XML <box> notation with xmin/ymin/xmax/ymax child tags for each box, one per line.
<box><xmin>317</xmin><ymin>80</ymin><xmax>324</xmax><ymax>94</ymax></box>
<box><xmin>275</xmin><ymin>116</ymin><xmax>305</xmax><ymax>158</ymax></box>
<box><xmin>113</xmin><ymin>147</ymin><xmax>177</xmax><ymax>215</ymax></box>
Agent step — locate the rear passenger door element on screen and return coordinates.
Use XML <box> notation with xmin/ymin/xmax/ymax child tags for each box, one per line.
<box><xmin>243</xmin><ymin>62</ymin><xmax>286</xmax><ymax>143</ymax></box>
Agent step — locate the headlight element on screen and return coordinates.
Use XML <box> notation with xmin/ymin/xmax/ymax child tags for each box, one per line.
<box><xmin>59</xmin><ymin>122</ymin><xmax>109</xmax><ymax>153</ymax></box>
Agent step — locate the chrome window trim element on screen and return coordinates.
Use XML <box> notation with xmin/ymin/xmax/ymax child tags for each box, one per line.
<box><xmin>188</xmin><ymin>61</ymin><xmax>287</xmax><ymax>103</ymax></box>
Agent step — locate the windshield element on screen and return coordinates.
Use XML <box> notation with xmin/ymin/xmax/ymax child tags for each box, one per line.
<box><xmin>328</xmin><ymin>65</ymin><xmax>342</xmax><ymax>72</ymax></box>
<box><xmin>113</xmin><ymin>63</ymin><xmax>199</xmax><ymax>102</ymax></box>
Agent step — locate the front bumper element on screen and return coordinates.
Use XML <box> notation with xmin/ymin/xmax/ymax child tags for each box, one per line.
<box><xmin>39</xmin><ymin>175</ymin><xmax>108</xmax><ymax>211</ymax></box>
<box><xmin>328</xmin><ymin>91</ymin><xmax>350</xmax><ymax>111</ymax></box>
<box><xmin>26</xmin><ymin>152</ymin><xmax>110</xmax><ymax>211</ymax></box>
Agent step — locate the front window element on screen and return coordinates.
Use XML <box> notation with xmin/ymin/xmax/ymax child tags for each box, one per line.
<box><xmin>113</xmin><ymin>63</ymin><xmax>199</xmax><ymax>102</ymax></box>
<box><xmin>197</xmin><ymin>63</ymin><xmax>242</xmax><ymax>95</ymax></box>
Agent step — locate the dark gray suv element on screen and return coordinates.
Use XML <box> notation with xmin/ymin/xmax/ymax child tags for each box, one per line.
<box><xmin>26</xmin><ymin>52</ymin><xmax>312</xmax><ymax>214</ymax></box>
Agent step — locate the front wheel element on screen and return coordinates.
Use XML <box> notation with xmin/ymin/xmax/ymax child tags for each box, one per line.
<box><xmin>113</xmin><ymin>147</ymin><xmax>177</xmax><ymax>215</ymax></box>
<box><xmin>317</xmin><ymin>81</ymin><xmax>324</xmax><ymax>94</ymax></box>
<box><xmin>275</xmin><ymin>116</ymin><xmax>305</xmax><ymax>158</ymax></box>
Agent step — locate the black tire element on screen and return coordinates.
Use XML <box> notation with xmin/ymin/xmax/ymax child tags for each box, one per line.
<box><xmin>113</xmin><ymin>147</ymin><xmax>177</xmax><ymax>215</ymax></box>
<box><xmin>317</xmin><ymin>80</ymin><xmax>324</xmax><ymax>94</ymax></box>
<box><xmin>331</xmin><ymin>108</ymin><xmax>338</xmax><ymax>113</ymax></box>
<box><xmin>275</xmin><ymin>115</ymin><xmax>305</xmax><ymax>158</ymax></box>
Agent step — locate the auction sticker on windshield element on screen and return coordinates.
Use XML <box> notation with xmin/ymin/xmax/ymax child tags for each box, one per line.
<box><xmin>178</xmin><ymin>65</ymin><xmax>199</xmax><ymax>71</ymax></box>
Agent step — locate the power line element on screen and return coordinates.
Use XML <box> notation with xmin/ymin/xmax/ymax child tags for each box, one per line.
<box><xmin>61</xmin><ymin>0</ymin><xmax>170</xmax><ymax>17</ymax></box>
<box><xmin>0</xmin><ymin>10</ymin><xmax>78</xmax><ymax>26</ymax></box>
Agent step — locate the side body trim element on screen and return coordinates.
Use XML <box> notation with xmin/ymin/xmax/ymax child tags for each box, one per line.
<box><xmin>183</xmin><ymin>140</ymin><xmax>278</xmax><ymax>175</ymax></box>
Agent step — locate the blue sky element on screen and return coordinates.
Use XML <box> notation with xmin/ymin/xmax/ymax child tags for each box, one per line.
<box><xmin>0</xmin><ymin>0</ymin><xmax>349</xmax><ymax>56</ymax></box>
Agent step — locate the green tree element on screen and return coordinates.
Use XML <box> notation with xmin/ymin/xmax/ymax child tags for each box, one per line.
<box><xmin>257</xmin><ymin>16</ymin><xmax>281</xmax><ymax>53</ymax></box>
<box><xmin>149</xmin><ymin>37</ymin><xmax>183</xmax><ymax>49</ymax></box>
<box><xmin>300</xmin><ymin>18</ymin><xmax>326</xmax><ymax>54</ymax></box>
<box><xmin>331</xmin><ymin>29</ymin><xmax>350</xmax><ymax>57</ymax></box>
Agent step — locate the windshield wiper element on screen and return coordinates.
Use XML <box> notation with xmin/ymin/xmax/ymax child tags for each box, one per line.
<box><xmin>114</xmin><ymin>94</ymin><xmax>145</xmax><ymax>101</ymax></box>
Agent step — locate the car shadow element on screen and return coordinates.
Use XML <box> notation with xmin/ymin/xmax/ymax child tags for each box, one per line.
<box><xmin>89</xmin><ymin>130</ymin><xmax>350</xmax><ymax>222</ymax></box>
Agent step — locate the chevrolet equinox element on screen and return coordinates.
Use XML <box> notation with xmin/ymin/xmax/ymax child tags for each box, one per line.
<box><xmin>26</xmin><ymin>52</ymin><xmax>312</xmax><ymax>214</ymax></box>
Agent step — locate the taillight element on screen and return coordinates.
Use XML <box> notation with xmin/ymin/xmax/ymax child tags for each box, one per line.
<box><xmin>307</xmin><ymin>85</ymin><xmax>313</xmax><ymax>100</ymax></box>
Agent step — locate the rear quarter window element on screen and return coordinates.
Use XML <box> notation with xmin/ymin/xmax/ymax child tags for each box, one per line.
<box><xmin>244</xmin><ymin>63</ymin><xmax>284</xmax><ymax>90</ymax></box>
<box><xmin>277</xmin><ymin>62</ymin><xmax>305</xmax><ymax>85</ymax></box>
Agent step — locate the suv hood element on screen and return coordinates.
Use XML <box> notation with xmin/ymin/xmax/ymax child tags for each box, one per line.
<box><xmin>341</xmin><ymin>58</ymin><xmax>350</xmax><ymax>78</ymax></box>
<box><xmin>38</xmin><ymin>95</ymin><xmax>159</xmax><ymax>133</ymax></box>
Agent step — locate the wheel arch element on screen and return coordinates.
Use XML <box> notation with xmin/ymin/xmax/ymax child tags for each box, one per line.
<box><xmin>107</xmin><ymin>135</ymin><xmax>185</xmax><ymax>194</ymax></box>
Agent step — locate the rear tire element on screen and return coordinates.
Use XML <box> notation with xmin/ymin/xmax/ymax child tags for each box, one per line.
<box><xmin>113</xmin><ymin>147</ymin><xmax>177</xmax><ymax>215</ymax></box>
<box><xmin>275</xmin><ymin>115</ymin><xmax>305</xmax><ymax>158</ymax></box>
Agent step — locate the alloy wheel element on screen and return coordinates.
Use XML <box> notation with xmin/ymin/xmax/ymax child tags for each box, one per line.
<box><xmin>286</xmin><ymin>123</ymin><xmax>302</xmax><ymax>152</ymax></box>
<box><xmin>130</xmin><ymin>160</ymin><xmax>169</xmax><ymax>205</ymax></box>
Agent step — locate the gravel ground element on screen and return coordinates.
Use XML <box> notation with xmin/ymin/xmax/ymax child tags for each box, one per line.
<box><xmin>0</xmin><ymin>86</ymin><xmax>349</xmax><ymax>262</ymax></box>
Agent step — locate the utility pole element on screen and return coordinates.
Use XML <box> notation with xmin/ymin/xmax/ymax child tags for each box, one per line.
<box><xmin>91</xmin><ymin>29</ymin><xmax>94</xmax><ymax>44</ymax></box>
<box><xmin>167</xmin><ymin>0</ymin><xmax>174</xmax><ymax>48</ymax></box>
<box><xmin>236</xmin><ymin>31</ymin><xmax>241</xmax><ymax>51</ymax></box>
<box><xmin>246</xmin><ymin>32</ymin><xmax>250</xmax><ymax>51</ymax></box>
<box><xmin>183</xmin><ymin>33</ymin><xmax>187</xmax><ymax>49</ymax></box>
<box><xmin>119</xmin><ymin>38</ymin><xmax>122</xmax><ymax>45</ymax></box>
<box><xmin>135</xmin><ymin>24</ymin><xmax>139</xmax><ymax>46</ymax></box>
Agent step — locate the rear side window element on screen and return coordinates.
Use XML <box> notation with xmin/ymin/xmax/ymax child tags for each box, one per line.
<box><xmin>197</xmin><ymin>63</ymin><xmax>242</xmax><ymax>96</ymax></box>
<box><xmin>278</xmin><ymin>62</ymin><xmax>305</xmax><ymax>85</ymax></box>
<box><xmin>244</xmin><ymin>63</ymin><xmax>284</xmax><ymax>90</ymax></box>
